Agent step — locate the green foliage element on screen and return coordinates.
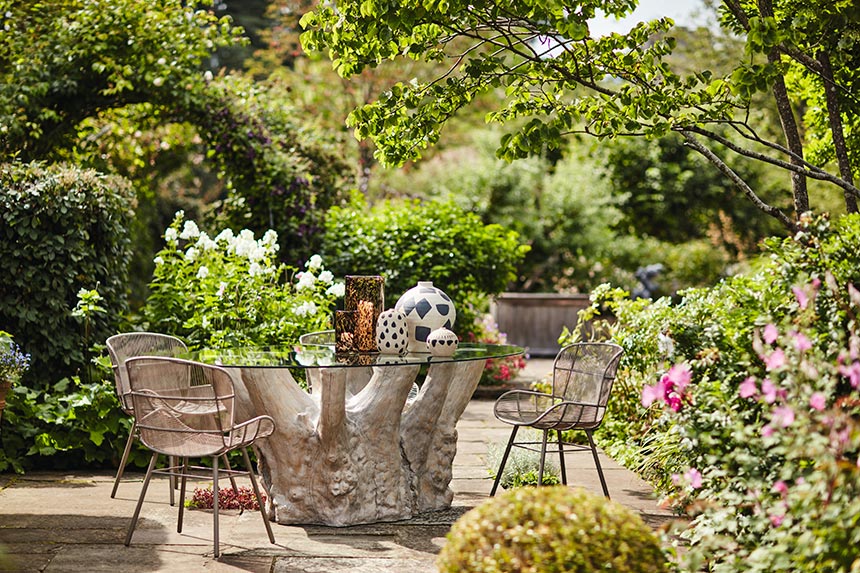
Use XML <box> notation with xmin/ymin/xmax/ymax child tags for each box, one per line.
<box><xmin>0</xmin><ymin>161</ymin><xmax>134</xmax><ymax>387</ymax></box>
<box><xmin>485</xmin><ymin>432</ymin><xmax>561</xmax><ymax>489</ymax></box>
<box><xmin>0</xmin><ymin>0</ymin><xmax>243</xmax><ymax>160</ymax></box>
<box><xmin>437</xmin><ymin>486</ymin><xmax>668</xmax><ymax>573</ymax></box>
<box><xmin>302</xmin><ymin>0</ymin><xmax>860</xmax><ymax>224</ymax></box>
<box><xmin>197</xmin><ymin>75</ymin><xmax>352</xmax><ymax>264</ymax></box>
<box><xmin>143</xmin><ymin>212</ymin><xmax>343</xmax><ymax>348</ymax></box>
<box><xmin>604</xmin><ymin>133</ymin><xmax>787</xmax><ymax>252</ymax></box>
<box><xmin>319</xmin><ymin>198</ymin><xmax>529</xmax><ymax>335</ymax></box>
<box><xmin>571</xmin><ymin>214</ymin><xmax>860</xmax><ymax>572</ymax></box>
<box><xmin>0</xmin><ymin>373</ymin><xmax>129</xmax><ymax>473</ymax></box>
<box><xmin>1</xmin><ymin>0</ymin><xmax>351</xmax><ymax>274</ymax></box>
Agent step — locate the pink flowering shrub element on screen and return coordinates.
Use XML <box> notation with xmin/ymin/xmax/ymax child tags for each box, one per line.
<box><xmin>565</xmin><ymin>214</ymin><xmax>860</xmax><ymax>572</ymax></box>
<box><xmin>468</xmin><ymin>314</ymin><xmax>527</xmax><ymax>386</ymax></box>
<box><xmin>186</xmin><ymin>485</ymin><xmax>266</xmax><ymax>511</ymax></box>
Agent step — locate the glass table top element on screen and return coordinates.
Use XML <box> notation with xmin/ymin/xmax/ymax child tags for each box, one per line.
<box><xmin>183</xmin><ymin>342</ymin><xmax>524</xmax><ymax>369</ymax></box>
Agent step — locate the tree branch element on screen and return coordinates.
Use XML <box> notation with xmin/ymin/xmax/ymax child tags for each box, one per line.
<box><xmin>680</xmin><ymin>130</ymin><xmax>796</xmax><ymax>230</ymax></box>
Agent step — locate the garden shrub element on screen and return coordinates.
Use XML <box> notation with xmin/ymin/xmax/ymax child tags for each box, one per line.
<box><xmin>0</xmin><ymin>161</ymin><xmax>134</xmax><ymax>387</ymax></box>
<box><xmin>437</xmin><ymin>486</ymin><xmax>668</xmax><ymax>573</ymax></box>
<box><xmin>485</xmin><ymin>430</ymin><xmax>561</xmax><ymax>488</ymax></box>
<box><xmin>568</xmin><ymin>214</ymin><xmax>860</xmax><ymax>572</ymax></box>
<box><xmin>143</xmin><ymin>211</ymin><xmax>344</xmax><ymax>349</ymax></box>
<box><xmin>320</xmin><ymin>197</ymin><xmax>530</xmax><ymax>338</ymax></box>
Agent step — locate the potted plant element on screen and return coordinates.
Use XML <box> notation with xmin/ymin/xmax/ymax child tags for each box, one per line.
<box><xmin>0</xmin><ymin>331</ymin><xmax>30</xmax><ymax>424</ymax></box>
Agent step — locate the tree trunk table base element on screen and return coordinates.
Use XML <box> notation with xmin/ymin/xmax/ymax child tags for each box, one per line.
<box><xmin>229</xmin><ymin>359</ymin><xmax>486</xmax><ymax>526</ymax></box>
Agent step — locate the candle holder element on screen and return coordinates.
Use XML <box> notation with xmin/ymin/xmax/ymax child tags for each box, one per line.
<box><xmin>342</xmin><ymin>275</ymin><xmax>384</xmax><ymax>353</ymax></box>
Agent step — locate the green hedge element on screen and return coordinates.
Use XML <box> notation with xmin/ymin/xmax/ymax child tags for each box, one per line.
<box><xmin>0</xmin><ymin>161</ymin><xmax>134</xmax><ymax>387</ymax></box>
<box><xmin>320</xmin><ymin>198</ymin><xmax>530</xmax><ymax>334</ymax></box>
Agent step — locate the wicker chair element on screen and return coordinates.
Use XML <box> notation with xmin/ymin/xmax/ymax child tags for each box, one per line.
<box><xmin>123</xmin><ymin>356</ymin><xmax>276</xmax><ymax>558</ymax></box>
<box><xmin>106</xmin><ymin>332</ymin><xmax>189</xmax><ymax>500</ymax></box>
<box><xmin>490</xmin><ymin>342</ymin><xmax>624</xmax><ymax>498</ymax></box>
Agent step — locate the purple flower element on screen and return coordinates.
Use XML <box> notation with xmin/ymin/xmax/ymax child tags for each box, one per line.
<box><xmin>838</xmin><ymin>361</ymin><xmax>860</xmax><ymax>388</ymax></box>
<box><xmin>772</xmin><ymin>405</ymin><xmax>795</xmax><ymax>427</ymax></box>
<box><xmin>761</xmin><ymin>378</ymin><xmax>778</xmax><ymax>404</ymax></box>
<box><xmin>641</xmin><ymin>380</ymin><xmax>666</xmax><ymax>408</ymax></box>
<box><xmin>666</xmin><ymin>392</ymin><xmax>683</xmax><ymax>412</ymax></box>
<box><xmin>809</xmin><ymin>392</ymin><xmax>826</xmax><ymax>411</ymax></box>
<box><xmin>793</xmin><ymin>286</ymin><xmax>809</xmax><ymax>309</ymax></box>
<box><xmin>792</xmin><ymin>331</ymin><xmax>812</xmax><ymax>352</ymax></box>
<box><xmin>685</xmin><ymin>468</ymin><xmax>703</xmax><ymax>489</ymax></box>
<box><xmin>666</xmin><ymin>363</ymin><xmax>692</xmax><ymax>392</ymax></box>
<box><xmin>739</xmin><ymin>376</ymin><xmax>758</xmax><ymax>399</ymax></box>
<box><xmin>772</xmin><ymin>480</ymin><xmax>788</xmax><ymax>496</ymax></box>
<box><xmin>763</xmin><ymin>323</ymin><xmax>779</xmax><ymax>344</ymax></box>
<box><xmin>763</xmin><ymin>349</ymin><xmax>786</xmax><ymax>371</ymax></box>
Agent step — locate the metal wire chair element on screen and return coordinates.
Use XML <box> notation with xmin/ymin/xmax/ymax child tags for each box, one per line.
<box><xmin>490</xmin><ymin>342</ymin><xmax>624</xmax><ymax>498</ymax></box>
<box><xmin>123</xmin><ymin>356</ymin><xmax>276</xmax><ymax>558</ymax></box>
<box><xmin>106</xmin><ymin>332</ymin><xmax>188</xmax><ymax>500</ymax></box>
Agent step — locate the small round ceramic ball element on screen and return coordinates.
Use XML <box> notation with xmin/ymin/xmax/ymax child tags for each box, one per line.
<box><xmin>426</xmin><ymin>327</ymin><xmax>458</xmax><ymax>357</ymax></box>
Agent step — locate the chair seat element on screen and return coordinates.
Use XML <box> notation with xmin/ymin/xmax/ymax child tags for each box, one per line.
<box><xmin>494</xmin><ymin>390</ymin><xmax>603</xmax><ymax>430</ymax></box>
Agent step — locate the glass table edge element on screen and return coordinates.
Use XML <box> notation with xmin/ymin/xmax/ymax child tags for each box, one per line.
<box><xmin>181</xmin><ymin>343</ymin><xmax>525</xmax><ymax>369</ymax></box>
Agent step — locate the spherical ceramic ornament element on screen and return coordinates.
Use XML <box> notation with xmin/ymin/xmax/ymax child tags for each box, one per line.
<box><xmin>375</xmin><ymin>308</ymin><xmax>409</xmax><ymax>355</ymax></box>
<box><xmin>395</xmin><ymin>281</ymin><xmax>457</xmax><ymax>353</ymax></box>
<box><xmin>426</xmin><ymin>327</ymin><xmax>459</xmax><ymax>357</ymax></box>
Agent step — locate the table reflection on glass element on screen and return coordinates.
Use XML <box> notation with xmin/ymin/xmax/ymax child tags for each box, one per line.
<box><xmin>186</xmin><ymin>338</ymin><xmax>524</xmax><ymax>526</ymax></box>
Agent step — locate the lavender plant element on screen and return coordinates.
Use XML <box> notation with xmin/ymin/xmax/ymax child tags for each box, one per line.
<box><xmin>0</xmin><ymin>332</ymin><xmax>30</xmax><ymax>384</ymax></box>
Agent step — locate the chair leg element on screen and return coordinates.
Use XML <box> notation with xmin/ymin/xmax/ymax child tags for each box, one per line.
<box><xmin>242</xmin><ymin>447</ymin><xmax>275</xmax><ymax>544</ymax></box>
<box><xmin>212</xmin><ymin>455</ymin><xmax>220</xmax><ymax>558</ymax></box>
<box><xmin>556</xmin><ymin>431</ymin><xmax>567</xmax><ymax>486</ymax></box>
<box><xmin>490</xmin><ymin>425</ymin><xmax>519</xmax><ymax>496</ymax></box>
<box><xmin>538</xmin><ymin>429</ymin><xmax>549</xmax><ymax>487</ymax></box>
<box><xmin>111</xmin><ymin>420</ymin><xmax>137</xmax><ymax>498</ymax></box>
<box><xmin>125</xmin><ymin>451</ymin><xmax>159</xmax><ymax>547</ymax></box>
<box><xmin>222</xmin><ymin>454</ymin><xmax>239</xmax><ymax>494</ymax></box>
<box><xmin>586</xmin><ymin>430</ymin><xmax>610</xmax><ymax>499</ymax></box>
<box><xmin>168</xmin><ymin>456</ymin><xmax>176</xmax><ymax>507</ymax></box>
<box><xmin>177</xmin><ymin>458</ymin><xmax>189</xmax><ymax>533</ymax></box>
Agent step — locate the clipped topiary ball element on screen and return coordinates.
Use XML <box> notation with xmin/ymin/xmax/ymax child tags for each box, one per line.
<box><xmin>437</xmin><ymin>486</ymin><xmax>668</xmax><ymax>573</ymax></box>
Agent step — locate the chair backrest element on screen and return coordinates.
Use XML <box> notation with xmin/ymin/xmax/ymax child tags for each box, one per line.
<box><xmin>552</xmin><ymin>342</ymin><xmax>624</xmax><ymax>426</ymax></box>
<box><xmin>124</xmin><ymin>356</ymin><xmax>237</xmax><ymax>458</ymax></box>
<box><xmin>106</xmin><ymin>333</ymin><xmax>188</xmax><ymax>413</ymax></box>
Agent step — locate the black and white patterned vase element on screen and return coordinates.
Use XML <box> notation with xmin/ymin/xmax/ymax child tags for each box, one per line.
<box><xmin>394</xmin><ymin>281</ymin><xmax>457</xmax><ymax>353</ymax></box>
<box><xmin>375</xmin><ymin>308</ymin><xmax>409</xmax><ymax>355</ymax></box>
<box><xmin>426</xmin><ymin>327</ymin><xmax>459</xmax><ymax>357</ymax></box>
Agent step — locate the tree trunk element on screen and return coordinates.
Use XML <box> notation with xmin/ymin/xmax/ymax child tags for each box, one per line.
<box><xmin>818</xmin><ymin>50</ymin><xmax>858</xmax><ymax>213</ymax></box>
<box><xmin>758</xmin><ymin>0</ymin><xmax>808</xmax><ymax>217</ymax></box>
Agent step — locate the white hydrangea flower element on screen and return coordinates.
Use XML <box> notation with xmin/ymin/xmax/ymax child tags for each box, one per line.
<box><xmin>180</xmin><ymin>220</ymin><xmax>201</xmax><ymax>240</ymax></box>
<box><xmin>318</xmin><ymin>270</ymin><xmax>334</xmax><ymax>284</ymax></box>
<box><xmin>185</xmin><ymin>247</ymin><xmax>199</xmax><ymax>262</ymax></box>
<box><xmin>196</xmin><ymin>266</ymin><xmax>209</xmax><ymax>279</ymax></box>
<box><xmin>657</xmin><ymin>333</ymin><xmax>675</xmax><ymax>358</ymax></box>
<box><xmin>238</xmin><ymin>229</ymin><xmax>255</xmax><ymax>242</ymax></box>
<box><xmin>294</xmin><ymin>301</ymin><xmax>318</xmax><ymax>317</ymax></box>
<box><xmin>262</xmin><ymin>229</ymin><xmax>278</xmax><ymax>246</ymax></box>
<box><xmin>296</xmin><ymin>271</ymin><xmax>316</xmax><ymax>291</ymax></box>
<box><xmin>197</xmin><ymin>233</ymin><xmax>217</xmax><ymax>251</ymax></box>
<box><xmin>164</xmin><ymin>228</ymin><xmax>179</xmax><ymax>243</ymax></box>
<box><xmin>326</xmin><ymin>282</ymin><xmax>345</xmax><ymax>297</ymax></box>
<box><xmin>153</xmin><ymin>256</ymin><xmax>164</xmax><ymax>265</ymax></box>
<box><xmin>307</xmin><ymin>254</ymin><xmax>323</xmax><ymax>270</ymax></box>
<box><xmin>247</xmin><ymin>244</ymin><xmax>267</xmax><ymax>262</ymax></box>
<box><xmin>214</xmin><ymin>228</ymin><xmax>235</xmax><ymax>243</ymax></box>
<box><xmin>249</xmin><ymin>262</ymin><xmax>263</xmax><ymax>277</ymax></box>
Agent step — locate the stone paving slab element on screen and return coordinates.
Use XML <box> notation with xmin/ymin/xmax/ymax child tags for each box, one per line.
<box><xmin>0</xmin><ymin>390</ymin><xmax>674</xmax><ymax>573</ymax></box>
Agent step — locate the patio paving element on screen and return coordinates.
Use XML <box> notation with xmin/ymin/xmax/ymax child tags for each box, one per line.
<box><xmin>0</xmin><ymin>359</ymin><xmax>675</xmax><ymax>572</ymax></box>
